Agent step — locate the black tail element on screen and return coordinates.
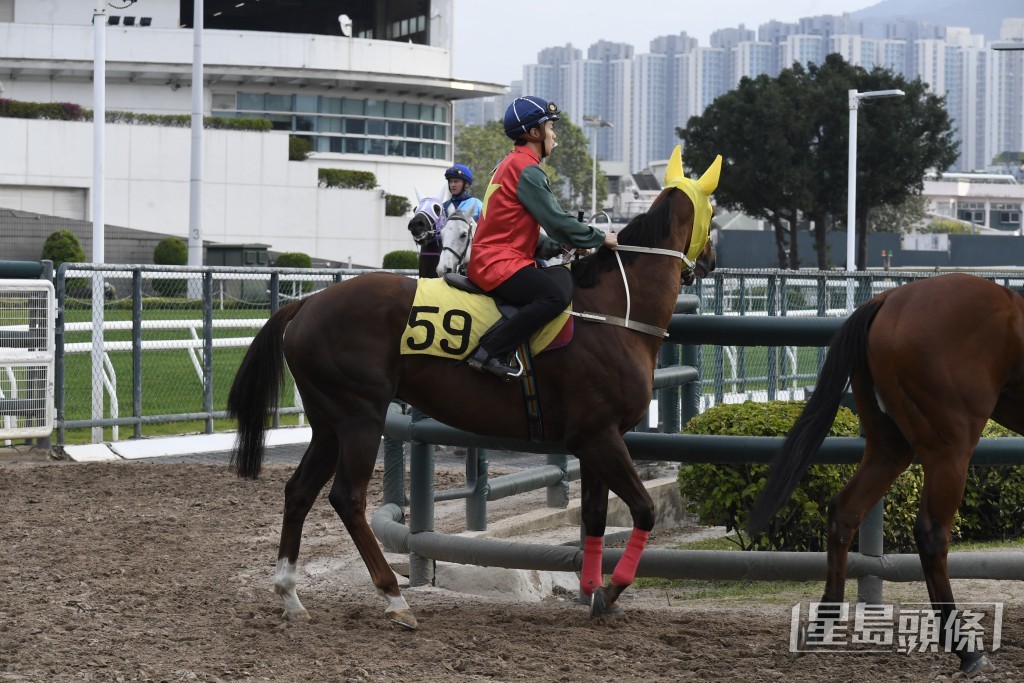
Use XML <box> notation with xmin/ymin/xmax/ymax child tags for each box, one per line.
<box><xmin>227</xmin><ymin>299</ymin><xmax>306</xmax><ymax>479</ymax></box>
<box><xmin>746</xmin><ymin>299</ymin><xmax>884</xmax><ymax>536</ymax></box>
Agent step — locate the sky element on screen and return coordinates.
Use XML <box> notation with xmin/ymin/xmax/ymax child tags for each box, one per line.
<box><xmin>452</xmin><ymin>0</ymin><xmax>874</xmax><ymax>86</ymax></box>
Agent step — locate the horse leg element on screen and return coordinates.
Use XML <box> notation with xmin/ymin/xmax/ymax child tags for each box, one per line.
<box><xmin>326</xmin><ymin>420</ymin><xmax>417</xmax><ymax>629</ymax></box>
<box><xmin>578</xmin><ymin>462</ymin><xmax>610</xmax><ymax>599</ymax></box>
<box><xmin>274</xmin><ymin>426</ymin><xmax>338</xmax><ymax>621</ymax></box>
<box><xmin>916</xmin><ymin>458</ymin><xmax>994</xmax><ymax>675</ymax></box>
<box><xmin>573</xmin><ymin>433</ymin><xmax>655</xmax><ymax>617</ymax></box>
<box><xmin>804</xmin><ymin>438</ymin><xmax>912</xmax><ymax>649</ymax></box>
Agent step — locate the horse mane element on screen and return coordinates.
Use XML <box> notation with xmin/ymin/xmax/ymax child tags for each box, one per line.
<box><xmin>572</xmin><ymin>188</ymin><xmax>677</xmax><ymax>289</ymax></box>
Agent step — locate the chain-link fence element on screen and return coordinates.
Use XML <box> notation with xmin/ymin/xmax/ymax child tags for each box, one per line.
<box><xmin>54</xmin><ymin>263</ymin><xmax>415</xmax><ymax>445</ymax></box>
<box><xmin>53</xmin><ymin>264</ymin><xmax>1024</xmax><ymax>444</ymax></box>
<box><xmin>686</xmin><ymin>269</ymin><xmax>1024</xmax><ymax>412</ymax></box>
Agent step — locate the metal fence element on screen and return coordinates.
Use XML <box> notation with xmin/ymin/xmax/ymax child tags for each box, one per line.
<box><xmin>52</xmin><ymin>265</ymin><xmax>1024</xmax><ymax>444</ymax></box>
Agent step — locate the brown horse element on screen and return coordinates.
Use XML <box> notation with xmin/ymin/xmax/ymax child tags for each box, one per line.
<box><xmin>748</xmin><ymin>273</ymin><xmax>1024</xmax><ymax>675</ymax></box>
<box><xmin>228</xmin><ymin>147</ymin><xmax>720</xmax><ymax>629</ymax></box>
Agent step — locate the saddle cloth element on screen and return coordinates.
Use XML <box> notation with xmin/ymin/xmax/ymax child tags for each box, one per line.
<box><xmin>400</xmin><ymin>278</ymin><xmax>572</xmax><ymax>360</ymax></box>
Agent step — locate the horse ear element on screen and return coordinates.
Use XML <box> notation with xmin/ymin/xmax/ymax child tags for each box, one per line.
<box><xmin>664</xmin><ymin>145</ymin><xmax>684</xmax><ymax>186</ymax></box>
<box><xmin>415</xmin><ymin>187</ymin><xmax>425</xmax><ymax>202</ymax></box>
<box><xmin>698</xmin><ymin>155</ymin><xmax>723</xmax><ymax>196</ymax></box>
<box><xmin>439</xmin><ymin>185</ymin><xmax>450</xmax><ymax>202</ymax></box>
<box><xmin>446</xmin><ymin>203</ymin><xmax>456</xmax><ymax>217</ymax></box>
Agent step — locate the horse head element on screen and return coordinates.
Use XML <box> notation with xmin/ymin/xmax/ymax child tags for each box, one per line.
<box><xmin>436</xmin><ymin>206</ymin><xmax>475</xmax><ymax>277</ymax></box>
<box><xmin>662</xmin><ymin>145</ymin><xmax>721</xmax><ymax>285</ymax></box>
<box><xmin>408</xmin><ymin>190</ymin><xmax>447</xmax><ymax>246</ymax></box>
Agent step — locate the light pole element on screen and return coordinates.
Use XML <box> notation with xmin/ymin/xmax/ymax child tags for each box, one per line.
<box><xmin>846</xmin><ymin>88</ymin><xmax>903</xmax><ymax>314</ymax></box>
<box><xmin>583</xmin><ymin>114</ymin><xmax>613</xmax><ymax>217</ymax></box>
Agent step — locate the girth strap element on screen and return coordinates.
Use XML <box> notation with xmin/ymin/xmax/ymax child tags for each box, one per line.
<box><xmin>569</xmin><ymin>310</ymin><xmax>668</xmax><ymax>338</ymax></box>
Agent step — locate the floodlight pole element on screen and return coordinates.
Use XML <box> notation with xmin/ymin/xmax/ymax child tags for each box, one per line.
<box><xmin>91</xmin><ymin>7</ymin><xmax>107</xmax><ymax>443</ymax></box>
<box><xmin>846</xmin><ymin>88</ymin><xmax>904</xmax><ymax>312</ymax></box>
<box><xmin>583</xmin><ymin>115</ymin><xmax>613</xmax><ymax>218</ymax></box>
<box><xmin>188</xmin><ymin>0</ymin><xmax>204</xmax><ymax>272</ymax></box>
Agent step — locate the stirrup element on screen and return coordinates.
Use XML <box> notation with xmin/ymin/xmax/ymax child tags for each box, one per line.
<box><xmin>467</xmin><ymin>348</ymin><xmax>522</xmax><ymax>379</ymax></box>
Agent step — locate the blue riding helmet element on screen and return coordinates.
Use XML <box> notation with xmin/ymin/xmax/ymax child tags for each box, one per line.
<box><xmin>503</xmin><ymin>96</ymin><xmax>561</xmax><ymax>140</ymax></box>
<box><xmin>445</xmin><ymin>164</ymin><xmax>474</xmax><ymax>185</ymax></box>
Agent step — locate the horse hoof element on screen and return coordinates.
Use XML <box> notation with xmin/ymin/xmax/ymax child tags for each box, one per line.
<box><xmin>283</xmin><ymin>608</ymin><xmax>310</xmax><ymax>622</ymax></box>
<box><xmin>789</xmin><ymin>623</ymin><xmax>810</xmax><ymax>659</ymax></box>
<box><xmin>386</xmin><ymin>607</ymin><xmax>418</xmax><ymax>630</ymax></box>
<box><xmin>589</xmin><ymin>589</ymin><xmax>625</xmax><ymax>618</ymax></box>
<box><xmin>959</xmin><ymin>654</ymin><xmax>994</xmax><ymax>677</ymax></box>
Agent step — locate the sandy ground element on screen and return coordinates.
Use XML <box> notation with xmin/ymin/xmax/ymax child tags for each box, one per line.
<box><xmin>2</xmin><ymin>457</ymin><xmax>1023</xmax><ymax>682</ymax></box>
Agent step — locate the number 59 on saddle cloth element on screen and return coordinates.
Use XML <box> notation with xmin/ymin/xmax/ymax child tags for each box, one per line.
<box><xmin>400</xmin><ymin>278</ymin><xmax>572</xmax><ymax>360</ymax></box>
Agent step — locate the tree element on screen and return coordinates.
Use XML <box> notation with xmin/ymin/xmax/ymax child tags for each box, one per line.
<box><xmin>454</xmin><ymin>118</ymin><xmax>606</xmax><ymax>215</ymax></box>
<box><xmin>680</xmin><ymin>54</ymin><xmax>958</xmax><ymax>269</ymax></box>
<box><xmin>680</xmin><ymin>71</ymin><xmax>816</xmax><ymax>268</ymax></box>
<box><xmin>152</xmin><ymin>236</ymin><xmax>187</xmax><ymax>297</ymax></box>
<box><xmin>869</xmin><ymin>194</ymin><xmax>928</xmax><ymax>235</ymax></box>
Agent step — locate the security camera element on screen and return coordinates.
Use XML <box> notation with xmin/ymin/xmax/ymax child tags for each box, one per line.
<box><xmin>338</xmin><ymin>14</ymin><xmax>352</xmax><ymax>37</ymax></box>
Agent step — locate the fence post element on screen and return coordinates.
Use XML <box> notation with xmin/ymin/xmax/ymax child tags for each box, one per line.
<box><xmin>202</xmin><ymin>270</ymin><xmax>214</xmax><ymax>434</ymax></box>
<box><xmin>382</xmin><ymin>402</ymin><xmax>407</xmax><ymax>512</ymax></box>
<box><xmin>132</xmin><ymin>269</ymin><xmax>143</xmax><ymax>439</ymax></box>
<box><xmin>857</xmin><ymin>499</ymin><xmax>884</xmax><ymax>604</ymax></box>
<box><xmin>658</xmin><ymin>343</ymin><xmax>680</xmax><ymax>434</ymax></box>
<box><xmin>408</xmin><ymin>408</ymin><xmax>435</xmax><ymax>586</ymax></box>
<box><xmin>269</xmin><ymin>272</ymin><xmax>280</xmax><ymax>429</ymax></box>
<box><xmin>466</xmin><ymin>447</ymin><xmax>488</xmax><ymax>531</ymax></box>
<box><xmin>546</xmin><ymin>453</ymin><xmax>569</xmax><ymax>508</ymax></box>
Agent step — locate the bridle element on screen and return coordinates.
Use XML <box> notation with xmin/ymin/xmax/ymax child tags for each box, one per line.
<box><xmin>411</xmin><ymin>199</ymin><xmax>445</xmax><ymax>245</ymax></box>
<box><xmin>440</xmin><ymin>213</ymin><xmax>474</xmax><ymax>274</ymax></box>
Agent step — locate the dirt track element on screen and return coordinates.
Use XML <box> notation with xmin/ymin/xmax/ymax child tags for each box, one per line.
<box><xmin>2</xmin><ymin>459</ymin><xmax>1022</xmax><ymax>682</ymax></box>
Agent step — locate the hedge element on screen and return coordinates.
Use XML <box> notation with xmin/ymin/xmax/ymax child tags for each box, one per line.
<box><xmin>678</xmin><ymin>400</ymin><xmax>928</xmax><ymax>552</ymax></box>
<box><xmin>382</xmin><ymin>250</ymin><xmax>418</xmax><ymax>269</ymax></box>
<box><xmin>0</xmin><ymin>98</ymin><xmax>271</xmax><ymax>131</ymax></box>
<box><xmin>385</xmin><ymin>193</ymin><xmax>413</xmax><ymax>217</ymax></box>
<box><xmin>318</xmin><ymin>168</ymin><xmax>378</xmax><ymax>190</ymax></box>
<box><xmin>152</xmin><ymin>237</ymin><xmax>188</xmax><ymax>297</ymax></box>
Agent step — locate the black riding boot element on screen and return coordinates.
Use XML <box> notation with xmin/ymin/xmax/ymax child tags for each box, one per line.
<box><xmin>467</xmin><ymin>346</ymin><xmax>518</xmax><ymax>378</ymax></box>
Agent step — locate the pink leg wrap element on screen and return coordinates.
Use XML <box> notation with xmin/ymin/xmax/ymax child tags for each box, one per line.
<box><xmin>580</xmin><ymin>535</ymin><xmax>604</xmax><ymax>596</ymax></box>
<box><xmin>610</xmin><ymin>528</ymin><xmax>650</xmax><ymax>587</ymax></box>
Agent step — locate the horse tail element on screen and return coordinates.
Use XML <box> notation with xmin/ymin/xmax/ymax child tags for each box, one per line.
<box><xmin>746</xmin><ymin>298</ymin><xmax>885</xmax><ymax>536</ymax></box>
<box><xmin>228</xmin><ymin>299</ymin><xmax>307</xmax><ymax>479</ymax></box>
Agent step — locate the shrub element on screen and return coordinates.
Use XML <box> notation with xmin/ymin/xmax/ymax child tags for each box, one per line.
<box><xmin>318</xmin><ymin>168</ymin><xmax>378</xmax><ymax>190</ymax></box>
<box><xmin>385</xmin><ymin>194</ymin><xmax>413</xmax><ymax>217</ymax></box>
<box><xmin>289</xmin><ymin>136</ymin><xmax>313</xmax><ymax>161</ymax></box>
<box><xmin>0</xmin><ymin>99</ymin><xmax>271</xmax><ymax>131</ymax></box>
<box><xmin>382</xmin><ymin>250</ymin><xmax>418</xmax><ymax>270</ymax></box>
<box><xmin>41</xmin><ymin>229</ymin><xmax>85</xmax><ymax>267</ymax></box>
<box><xmin>959</xmin><ymin>422</ymin><xmax>1024</xmax><ymax>541</ymax></box>
<box><xmin>276</xmin><ymin>252</ymin><xmax>313</xmax><ymax>294</ymax></box>
<box><xmin>678</xmin><ymin>400</ymin><xmax>928</xmax><ymax>552</ymax></box>
<box><xmin>152</xmin><ymin>237</ymin><xmax>188</xmax><ymax>297</ymax></box>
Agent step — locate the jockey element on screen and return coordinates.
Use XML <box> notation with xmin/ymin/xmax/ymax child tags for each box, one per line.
<box><xmin>443</xmin><ymin>164</ymin><xmax>483</xmax><ymax>220</ymax></box>
<box><xmin>466</xmin><ymin>96</ymin><xmax>617</xmax><ymax>378</ymax></box>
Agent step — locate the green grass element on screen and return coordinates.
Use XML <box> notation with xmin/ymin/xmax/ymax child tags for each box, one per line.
<box><xmin>59</xmin><ymin>303</ymin><xmax>299</xmax><ymax>444</ymax></box>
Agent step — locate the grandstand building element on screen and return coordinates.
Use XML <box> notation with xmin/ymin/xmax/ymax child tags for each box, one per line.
<box><xmin>0</xmin><ymin>0</ymin><xmax>503</xmax><ymax>267</ymax></box>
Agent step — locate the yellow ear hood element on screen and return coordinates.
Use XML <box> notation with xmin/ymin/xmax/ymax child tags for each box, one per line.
<box><xmin>661</xmin><ymin>146</ymin><xmax>722</xmax><ymax>263</ymax></box>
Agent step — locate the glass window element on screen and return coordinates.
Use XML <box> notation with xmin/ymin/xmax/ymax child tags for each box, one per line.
<box><xmin>368</xmin><ymin>138</ymin><xmax>387</xmax><ymax>156</ymax></box>
<box><xmin>345</xmin><ymin>118</ymin><xmax>366</xmax><ymax>134</ymax></box>
<box><xmin>265</xmin><ymin>94</ymin><xmax>292</xmax><ymax>112</ymax></box>
<box><xmin>366</xmin><ymin>119</ymin><xmax>386</xmax><ymax>135</ymax></box>
<box><xmin>237</xmin><ymin>93</ymin><xmax>265</xmax><ymax>110</ymax></box>
<box><xmin>294</xmin><ymin>95</ymin><xmax>318</xmax><ymax>113</ymax></box>
<box><xmin>319</xmin><ymin>117</ymin><xmax>343</xmax><ymax>133</ymax></box>
<box><xmin>342</xmin><ymin>98</ymin><xmax>364</xmax><ymax>116</ymax></box>
<box><xmin>388</xmin><ymin>121</ymin><xmax>405</xmax><ymax>136</ymax></box>
<box><xmin>320</xmin><ymin>97</ymin><xmax>342</xmax><ymax>114</ymax></box>
<box><xmin>344</xmin><ymin>138</ymin><xmax>366</xmax><ymax>154</ymax></box>
<box><xmin>294</xmin><ymin>116</ymin><xmax>316</xmax><ymax>132</ymax></box>
<box><xmin>405</xmin><ymin>142</ymin><xmax>420</xmax><ymax>157</ymax></box>
<box><xmin>434</xmin><ymin>105</ymin><xmax>447</xmax><ymax>122</ymax></box>
<box><xmin>403</xmin><ymin>103</ymin><xmax>420</xmax><ymax>119</ymax></box>
<box><xmin>386</xmin><ymin>101</ymin><xmax>404</xmax><ymax>118</ymax></box>
<box><xmin>406</xmin><ymin>122</ymin><xmax>421</xmax><ymax>138</ymax></box>
<box><xmin>267</xmin><ymin>114</ymin><xmax>291</xmax><ymax>131</ymax></box>
<box><xmin>366</xmin><ymin>99</ymin><xmax>385</xmax><ymax>117</ymax></box>
<box><xmin>315</xmin><ymin>137</ymin><xmax>330</xmax><ymax>153</ymax></box>
<box><xmin>328</xmin><ymin>137</ymin><xmax>344</xmax><ymax>153</ymax></box>
<box><xmin>432</xmin><ymin>143</ymin><xmax>447</xmax><ymax>159</ymax></box>
<box><xmin>387</xmin><ymin>140</ymin><xmax>404</xmax><ymax>156</ymax></box>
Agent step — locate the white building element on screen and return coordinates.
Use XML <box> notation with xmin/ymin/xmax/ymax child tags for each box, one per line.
<box><xmin>0</xmin><ymin>0</ymin><xmax>504</xmax><ymax>267</ymax></box>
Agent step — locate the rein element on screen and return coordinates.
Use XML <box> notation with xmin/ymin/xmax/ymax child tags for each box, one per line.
<box><xmin>569</xmin><ymin>243</ymin><xmax>696</xmax><ymax>339</ymax></box>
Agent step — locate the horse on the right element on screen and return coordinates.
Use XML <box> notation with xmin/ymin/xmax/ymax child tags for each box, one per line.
<box><xmin>748</xmin><ymin>273</ymin><xmax>1024</xmax><ymax>676</ymax></box>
